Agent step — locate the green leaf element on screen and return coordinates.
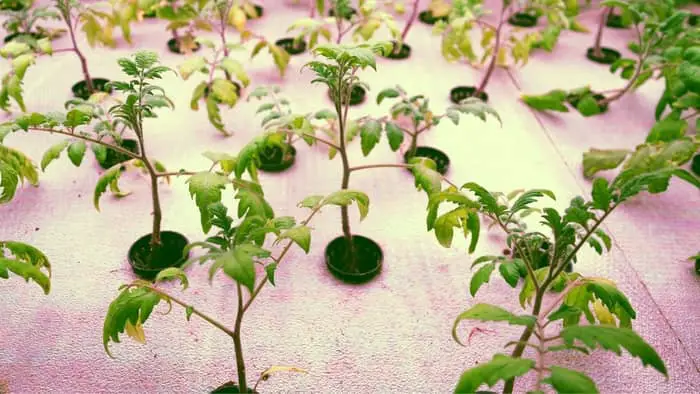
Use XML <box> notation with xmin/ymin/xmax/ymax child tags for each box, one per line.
<box><xmin>409</xmin><ymin>157</ymin><xmax>442</xmax><ymax>194</ymax></box>
<box><xmin>582</xmin><ymin>149</ymin><xmax>629</xmax><ymax>178</ymax></box>
<box><xmin>449</xmin><ymin>98</ymin><xmax>502</xmax><ymax>125</ymax></box>
<box><xmin>360</xmin><ymin>119</ymin><xmax>381</xmax><ymax>156</ymax></box>
<box><xmin>678</xmin><ymin>61</ymin><xmax>700</xmax><ymax>94</ymax></box>
<box><xmin>576</xmin><ymin>95</ymin><xmax>602</xmax><ymax>117</ymax></box>
<box><xmin>235</xmin><ymin>186</ymin><xmax>275</xmax><ymax>220</ymax></box>
<box><xmin>93</xmin><ymin>165</ymin><xmax>123</xmax><ymax>211</ymax></box>
<box><xmin>586</xmin><ymin>280</ymin><xmax>636</xmax><ymax>321</ymax></box>
<box><xmin>103</xmin><ymin>286</ymin><xmax>162</xmax><ymax>357</ymax></box>
<box><xmin>0</xmin><ymin>242</ymin><xmax>51</xmax><ymax>294</ymax></box>
<box><xmin>186</xmin><ymin>172</ymin><xmax>229</xmax><ymax>233</ymax></box>
<box><xmin>67</xmin><ymin>141</ymin><xmax>87</xmax><ymax>167</ymax></box>
<box><xmin>299</xmin><ymin>195</ymin><xmax>324</xmax><ymax>209</ymax></box>
<box><xmin>376</xmin><ymin>87</ymin><xmax>400</xmax><ymax>104</ymax></box>
<box><xmin>385</xmin><ymin>122</ymin><xmax>404</xmax><ymax>151</ymax></box>
<box><xmin>545</xmin><ymin>367</ymin><xmax>599</xmax><ymax>394</ymax></box>
<box><xmin>211</xmin><ymin>79</ymin><xmax>239</xmax><ymax>106</ymax></box>
<box><xmin>453</xmin><ymin>304</ymin><xmax>535</xmax><ymax>344</ymax></box>
<box><xmin>454</xmin><ymin>354</ymin><xmax>535</xmax><ymax>394</ymax></box>
<box><xmin>470</xmin><ymin>262</ymin><xmax>495</xmax><ymax>297</ymax></box>
<box><xmin>499</xmin><ymin>262</ymin><xmax>521</xmax><ymax>287</ymax></box>
<box><xmin>185</xmin><ymin>306</ymin><xmax>194</xmax><ymax>321</ymax></box>
<box><xmin>177</xmin><ymin>55</ymin><xmax>206</xmax><ymax>80</ymax></box>
<box><xmin>265</xmin><ymin>263</ymin><xmax>278</xmax><ymax>286</ymax></box>
<box><xmin>219</xmin><ymin>58</ymin><xmax>249</xmax><ymax>87</ymax></box>
<box><xmin>0</xmin><ymin>145</ymin><xmax>38</xmax><ymax>203</ymax></box>
<box><xmin>276</xmin><ymin>225</ymin><xmax>311</xmax><ymax>253</ymax></box>
<box><xmin>220</xmin><ymin>244</ymin><xmax>271</xmax><ymax>292</ymax></box>
<box><xmin>646</xmin><ymin>117</ymin><xmax>687</xmax><ymax>143</ymax></box>
<box><xmin>154</xmin><ymin>267</ymin><xmax>189</xmax><ymax>290</ymax></box>
<box><xmin>561</xmin><ymin>325</ymin><xmax>667</xmax><ymax>376</ymax></box>
<box><xmin>40</xmin><ymin>140</ymin><xmax>69</xmax><ymax>171</ymax></box>
<box><xmin>521</xmin><ymin>90</ymin><xmax>569</xmax><ymax>112</ymax></box>
<box><xmin>322</xmin><ymin>190</ymin><xmax>370</xmax><ymax>220</ymax></box>
<box><xmin>591</xmin><ymin>178</ymin><xmax>612</xmax><ymax>210</ymax></box>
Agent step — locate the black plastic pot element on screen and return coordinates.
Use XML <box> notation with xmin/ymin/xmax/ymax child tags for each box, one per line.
<box><xmin>381</xmin><ymin>41</ymin><xmax>411</xmax><ymax>60</ymax></box>
<box><xmin>128</xmin><ymin>231</ymin><xmax>189</xmax><ymax>281</ymax></box>
<box><xmin>258</xmin><ymin>144</ymin><xmax>296</xmax><ymax>172</ymax></box>
<box><xmin>689</xmin><ymin>14</ymin><xmax>698</xmax><ymax>27</ymax></box>
<box><xmin>328</xmin><ymin>6</ymin><xmax>357</xmax><ymax>20</ymax></box>
<box><xmin>508</xmin><ymin>12</ymin><xmax>538</xmax><ymax>27</ymax></box>
<box><xmin>585</xmin><ymin>47</ymin><xmax>621</xmax><ymax>65</ymax></box>
<box><xmin>274</xmin><ymin>37</ymin><xmax>307</xmax><ymax>55</ymax></box>
<box><xmin>71</xmin><ymin>78</ymin><xmax>113</xmax><ymax>100</ymax></box>
<box><xmin>167</xmin><ymin>38</ymin><xmax>201</xmax><ymax>54</ymax></box>
<box><xmin>211</xmin><ymin>382</ymin><xmax>259</xmax><ymax>394</ymax></box>
<box><xmin>0</xmin><ymin>1</ymin><xmax>27</xmax><ymax>11</ymax></box>
<box><xmin>404</xmin><ymin>146</ymin><xmax>450</xmax><ymax>175</ymax></box>
<box><xmin>325</xmin><ymin>235</ymin><xmax>383</xmax><ymax>284</ymax></box>
<box><xmin>605</xmin><ymin>13</ymin><xmax>628</xmax><ymax>29</ymax></box>
<box><xmin>249</xmin><ymin>4</ymin><xmax>264</xmax><ymax>19</ymax></box>
<box><xmin>567</xmin><ymin>93</ymin><xmax>609</xmax><ymax>115</ymax></box>
<box><xmin>328</xmin><ymin>85</ymin><xmax>366</xmax><ymax>106</ymax></box>
<box><xmin>3</xmin><ymin>32</ymin><xmax>45</xmax><ymax>44</ymax></box>
<box><xmin>98</xmin><ymin>139</ymin><xmax>139</xmax><ymax>170</ymax></box>
<box><xmin>418</xmin><ymin>10</ymin><xmax>448</xmax><ymax>25</ymax></box>
<box><xmin>691</xmin><ymin>154</ymin><xmax>700</xmax><ymax>177</ymax></box>
<box><xmin>450</xmin><ymin>86</ymin><xmax>488</xmax><ymax>104</ymax></box>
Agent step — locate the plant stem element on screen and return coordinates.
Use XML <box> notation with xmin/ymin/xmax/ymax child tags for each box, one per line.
<box><xmin>143</xmin><ymin>285</ymin><xmax>235</xmax><ymax>336</ymax></box>
<box><xmin>400</xmin><ymin>0</ymin><xmax>420</xmax><ymax>42</ymax></box>
<box><xmin>592</xmin><ymin>7</ymin><xmax>611</xmax><ymax>57</ymax></box>
<box><xmin>27</xmin><ymin>127</ymin><xmax>141</xmax><ymax>160</ymax></box>
<box><xmin>598</xmin><ymin>43</ymin><xmax>649</xmax><ymax>106</ymax></box>
<box><xmin>503</xmin><ymin>291</ymin><xmax>545</xmax><ymax>393</ymax></box>
<box><xmin>337</xmin><ymin>71</ymin><xmax>354</xmax><ymax>260</ymax></box>
<box><xmin>60</xmin><ymin>2</ymin><xmax>94</xmax><ymax>92</ymax></box>
<box><xmin>475</xmin><ymin>3</ymin><xmax>510</xmax><ymax>96</ymax></box>
<box><xmin>233</xmin><ymin>283</ymin><xmax>248</xmax><ymax>392</ymax></box>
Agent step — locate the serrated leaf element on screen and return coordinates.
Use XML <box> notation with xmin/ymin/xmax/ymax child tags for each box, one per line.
<box><xmin>499</xmin><ymin>262</ymin><xmax>521</xmax><ymax>287</ymax></box>
<box><xmin>582</xmin><ymin>149</ymin><xmax>629</xmax><ymax>178</ymax></box>
<box><xmin>93</xmin><ymin>165</ymin><xmax>123</xmax><ymax>211</ymax></box>
<box><xmin>322</xmin><ymin>190</ymin><xmax>370</xmax><ymax>220</ymax></box>
<box><xmin>103</xmin><ymin>286</ymin><xmax>162</xmax><ymax>357</ymax></box>
<box><xmin>454</xmin><ymin>354</ymin><xmax>535</xmax><ymax>394</ymax></box>
<box><xmin>561</xmin><ymin>325</ymin><xmax>667</xmax><ymax>376</ymax></box>
<box><xmin>376</xmin><ymin>87</ymin><xmax>400</xmax><ymax>104</ymax></box>
<box><xmin>220</xmin><ymin>244</ymin><xmax>271</xmax><ymax>292</ymax></box>
<box><xmin>40</xmin><ymin>140</ymin><xmax>69</xmax><ymax>171</ymax></box>
<box><xmin>591</xmin><ymin>178</ymin><xmax>612</xmax><ymax>210</ymax></box>
<box><xmin>186</xmin><ymin>172</ymin><xmax>229</xmax><ymax>233</ymax></box>
<box><xmin>276</xmin><ymin>225</ymin><xmax>311</xmax><ymax>253</ymax></box>
<box><xmin>470</xmin><ymin>262</ymin><xmax>495</xmax><ymax>297</ymax></box>
<box><xmin>384</xmin><ymin>122</ymin><xmax>404</xmax><ymax>151</ymax></box>
<box><xmin>154</xmin><ymin>267</ymin><xmax>189</xmax><ymax>289</ymax></box>
<box><xmin>360</xmin><ymin>119</ymin><xmax>381</xmax><ymax>156</ymax></box>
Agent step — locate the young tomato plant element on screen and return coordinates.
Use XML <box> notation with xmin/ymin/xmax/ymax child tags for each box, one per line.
<box><xmin>0</xmin><ymin>241</ymin><xmax>51</xmax><ymax>294</ymax></box>
<box><xmin>154</xmin><ymin>0</ymin><xmax>212</xmax><ymax>54</ymax></box>
<box><xmin>300</xmin><ymin>42</ymin><xmax>444</xmax><ymax>283</ymax></box>
<box><xmin>242</xmin><ymin>85</ymin><xmax>319</xmax><ymax>172</ymax></box>
<box><xmin>422</xmin><ymin>166</ymin><xmax>692</xmax><ymax>392</ymax></box>
<box><xmin>0</xmin><ymin>51</ymin><xmax>184</xmax><ymax>278</ymax></box>
<box><xmin>103</xmin><ymin>167</ymin><xmax>367</xmax><ymax>392</ymax></box>
<box><xmin>179</xmin><ymin>39</ymin><xmax>249</xmax><ymax>136</ymax></box>
<box><xmin>522</xmin><ymin>1</ymin><xmax>690</xmax><ymax>116</ymax></box>
<box><xmin>434</xmin><ymin>0</ymin><xmax>568</xmax><ymax>103</ymax></box>
<box><xmin>373</xmin><ymin>85</ymin><xmax>501</xmax><ymax>174</ymax></box>
<box><xmin>1</xmin><ymin>2</ymin><xmax>63</xmax><ymax>43</ymax></box>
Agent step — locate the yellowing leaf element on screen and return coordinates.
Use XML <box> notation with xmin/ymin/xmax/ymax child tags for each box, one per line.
<box><xmin>124</xmin><ymin>320</ymin><xmax>146</xmax><ymax>344</ymax></box>
<box><xmin>229</xmin><ymin>6</ymin><xmax>247</xmax><ymax>31</ymax></box>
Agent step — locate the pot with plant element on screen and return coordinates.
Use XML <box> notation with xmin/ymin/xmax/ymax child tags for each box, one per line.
<box><xmin>586</xmin><ymin>5</ymin><xmax>623</xmax><ymax>64</ymax></box>
<box><xmin>245</xmin><ymin>85</ymin><xmax>321</xmax><ymax>172</ymax></box>
<box><xmin>376</xmin><ymin>0</ymin><xmax>421</xmax><ymax>59</ymax></box>
<box><xmin>374</xmin><ymin>85</ymin><xmax>501</xmax><ymax>174</ymax></box>
<box><xmin>418</xmin><ymin>0</ymin><xmax>450</xmax><ymax>25</ymax></box>
<box><xmin>179</xmin><ymin>38</ymin><xmax>250</xmax><ymax>136</ymax></box>
<box><xmin>0</xmin><ymin>51</ymin><xmax>189</xmax><ymax>279</ymax></box>
<box><xmin>301</xmin><ymin>42</ymin><xmax>449</xmax><ymax>282</ymax></box>
<box><xmin>435</xmin><ymin>0</ymin><xmax>567</xmax><ymax>104</ymax></box>
<box><xmin>421</xmin><ymin>163</ymin><xmax>698</xmax><ymax>392</ymax></box>
<box><xmin>0</xmin><ymin>240</ymin><xmax>51</xmax><ymax>294</ymax></box>
<box><xmin>307</xmin><ymin>0</ymin><xmax>399</xmax><ymax>105</ymax></box>
<box><xmin>153</xmin><ymin>0</ymin><xmax>213</xmax><ymax>54</ymax></box>
<box><xmin>523</xmin><ymin>2</ymin><xmax>691</xmax><ymax>116</ymax></box>
<box><xmin>1</xmin><ymin>1</ymin><xmax>64</xmax><ymax>43</ymax></box>
<box><xmin>103</xmin><ymin>152</ymin><xmax>368</xmax><ymax>391</ymax></box>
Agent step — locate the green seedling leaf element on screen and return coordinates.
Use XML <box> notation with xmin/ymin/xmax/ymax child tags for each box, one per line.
<box><xmin>94</xmin><ymin>165</ymin><xmax>123</xmax><ymax>211</ymax></box>
<box><xmin>561</xmin><ymin>325</ymin><xmax>667</xmax><ymax>376</ymax></box>
<box><xmin>103</xmin><ymin>286</ymin><xmax>163</xmax><ymax>357</ymax></box>
<box><xmin>544</xmin><ymin>367</ymin><xmax>599</xmax><ymax>394</ymax></box>
<box><xmin>276</xmin><ymin>225</ymin><xmax>311</xmax><ymax>253</ymax></box>
<box><xmin>376</xmin><ymin>87</ymin><xmax>400</xmax><ymax>104</ymax></box>
<box><xmin>322</xmin><ymin>190</ymin><xmax>370</xmax><ymax>220</ymax></box>
<box><xmin>0</xmin><ymin>145</ymin><xmax>38</xmax><ymax>203</ymax></box>
<box><xmin>265</xmin><ymin>263</ymin><xmax>278</xmax><ymax>286</ymax></box>
<box><xmin>582</xmin><ymin>149</ymin><xmax>629</xmax><ymax>178</ymax></box>
<box><xmin>470</xmin><ymin>262</ymin><xmax>495</xmax><ymax>297</ymax></box>
<box><xmin>521</xmin><ymin>90</ymin><xmax>569</xmax><ymax>112</ymax></box>
<box><xmin>67</xmin><ymin>141</ymin><xmax>87</xmax><ymax>167</ymax></box>
<box><xmin>40</xmin><ymin>140</ymin><xmax>69</xmax><ymax>171</ymax></box>
<box><xmin>384</xmin><ymin>122</ymin><xmax>404</xmax><ymax>151</ymax></box>
<box><xmin>187</xmin><ymin>172</ymin><xmax>229</xmax><ymax>233</ymax></box>
<box><xmin>154</xmin><ymin>267</ymin><xmax>189</xmax><ymax>290</ymax></box>
<box><xmin>360</xmin><ymin>119</ymin><xmax>381</xmax><ymax>156</ymax></box>
<box><xmin>454</xmin><ymin>354</ymin><xmax>535</xmax><ymax>394</ymax></box>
